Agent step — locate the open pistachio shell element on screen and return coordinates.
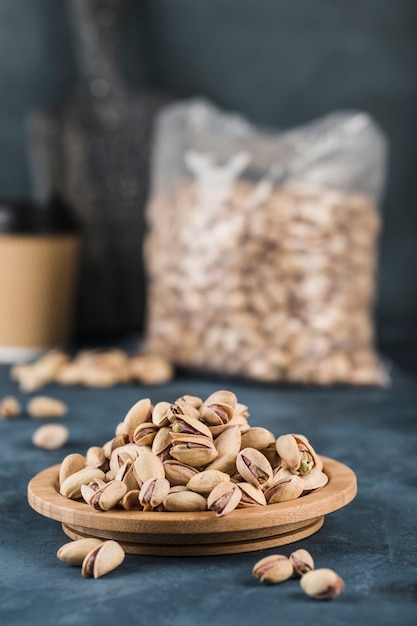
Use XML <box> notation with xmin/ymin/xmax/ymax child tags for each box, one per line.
<box><xmin>82</xmin><ymin>540</ymin><xmax>125</xmax><ymax>579</ymax></box>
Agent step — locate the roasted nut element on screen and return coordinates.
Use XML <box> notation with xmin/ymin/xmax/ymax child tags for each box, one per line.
<box><xmin>88</xmin><ymin>480</ymin><xmax>127</xmax><ymax>511</ymax></box>
<box><xmin>27</xmin><ymin>396</ymin><xmax>67</xmax><ymax>418</ymax></box>
<box><xmin>238</xmin><ymin>482</ymin><xmax>267</xmax><ymax>507</ymax></box>
<box><xmin>32</xmin><ymin>424</ymin><xmax>69</xmax><ymax>450</ymax></box>
<box><xmin>164</xmin><ymin>489</ymin><xmax>207</xmax><ymax>512</ymax></box>
<box><xmin>214</xmin><ymin>425</ymin><xmax>241</xmax><ymax>457</ymax></box>
<box><xmin>252</xmin><ymin>554</ymin><xmax>294</xmax><ymax>584</ymax></box>
<box><xmin>60</xmin><ymin>467</ymin><xmax>106</xmax><ymax>499</ymax></box>
<box><xmin>207</xmin><ymin>481</ymin><xmax>241</xmax><ymax>517</ymax></box>
<box><xmin>57</xmin><ymin>538</ymin><xmax>103</xmax><ymax>565</ymax></box>
<box><xmin>300</xmin><ymin>568</ymin><xmax>345</xmax><ymax>600</ymax></box>
<box><xmin>236</xmin><ymin>448</ymin><xmax>273</xmax><ymax>488</ymax></box>
<box><xmin>59</xmin><ymin>453</ymin><xmax>86</xmax><ymax>486</ymax></box>
<box><xmin>187</xmin><ymin>469</ymin><xmax>230</xmax><ymax>495</ymax></box>
<box><xmin>170</xmin><ymin>434</ymin><xmax>218</xmax><ymax>467</ymax></box>
<box><xmin>133</xmin><ymin>448</ymin><xmax>165</xmax><ymax>487</ymax></box>
<box><xmin>0</xmin><ymin>396</ymin><xmax>21</xmax><ymax>418</ymax></box>
<box><xmin>85</xmin><ymin>446</ymin><xmax>107</xmax><ymax>469</ymax></box>
<box><xmin>82</xmin><ymin>540</ymin><xmax>125</xmax><ymax>579</ymax></box>
<box><xmin>139</xmin><ymin>477</ymin><xmax>170</xmax><ymax>510</ymax></box>
<box><xmin>264</xmin><ymin>474</ymin><xmax>305</xmax><ymax>503</ymax></box>
<box><xmin>290</xmin><ymin>549</ymin><xmax>314</xmax><ymax>576</ymax></box>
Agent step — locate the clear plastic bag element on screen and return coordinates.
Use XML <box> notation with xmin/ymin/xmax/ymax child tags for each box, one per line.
<box><xmin>143</xmin><ymin>99</ymin><xmax>389</xmax><ymax>385</ymax></box>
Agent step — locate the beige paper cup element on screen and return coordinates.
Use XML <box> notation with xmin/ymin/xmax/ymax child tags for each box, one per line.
<box><xmin>0</xmin><ymin>234</ymin><xmax>80</xmax><ymax>362</ymax></box>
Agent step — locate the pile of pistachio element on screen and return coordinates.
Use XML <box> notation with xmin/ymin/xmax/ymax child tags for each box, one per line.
<box><xmin>58</xmin><ymin>390</ymin><xmax>328</xmax><ymax>516</ymax></box>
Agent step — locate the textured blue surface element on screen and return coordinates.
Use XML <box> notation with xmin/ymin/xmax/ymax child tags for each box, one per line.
<box><xmin>1</xmin><ymin>361</ymin><xmax>417</xmax><ymax>625</ymax></box>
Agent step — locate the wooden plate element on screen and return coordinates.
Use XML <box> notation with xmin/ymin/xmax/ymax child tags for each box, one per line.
<box><xmin>27</xmin><ymin>456</ymin><xmax>356</xmax><ymax>556</ymax></box>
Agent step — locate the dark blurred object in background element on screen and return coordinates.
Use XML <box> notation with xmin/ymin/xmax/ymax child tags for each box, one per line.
<box><xmin>0</xmin><ymin>0</ymin><xmax>415</xmax><ymax>349</ymax></box>
<box><xmin>28</xmin><ymin>0</ymin><xmax>170</xmax><ymax>339</ymax></box>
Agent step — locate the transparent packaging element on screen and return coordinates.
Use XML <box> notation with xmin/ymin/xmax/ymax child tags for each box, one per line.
<box><xmin>143</xmin><ymin>99</ymin><xmax>389</xmax><ymax>385</ymax></box>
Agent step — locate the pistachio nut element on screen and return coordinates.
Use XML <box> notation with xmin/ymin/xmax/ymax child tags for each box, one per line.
<box><xmin>122</xmin><ymin>398</ymin><xmax>153</xmax><ymax>437</ymax></box>
<box><xmin>59</xmin><ymin>453</ymin><xmax>86</xmax><ymax>487</ymax></box>
<box><xmin>139</xmin><ymin>477</ymin><xmax>170</xmax><ymax>510</ymax></box>
<box><xmin>0</xmin><ymin>396</ymin><xmax>21</xmax><ymax>419</ymax></box>
<box><xmin>82</xmin><ymin>540</ymin><xmax>125</xmax><ymax>579</ymax></box>
<box><xmin>170</xmin><ymin>435</ymin><xmax>218</xmax><ymax>467</ymax></box>
<box><xmin>152</xmin><ymin>426</ymin><xmax>173</xmax><ymax>460</ymax></box>
<box><xmin>290</xmin><ymin>549</ymin><xmax>314</xmax><ymax>576</ymax></box>
<box><xmin>187</xmin><ymin>469</ymin><xmax>230</xmax><ymax>495</ymax></box>
<box><xmin>240</xmin><ymin>427</ymin><xmax>275</xmax><ymax>451</ymax></box>
<box><xmin>275</xmin><ymin>434</ymin><xmax>301</xmax><ymax>472</ymax></box>
<box><xmin>238</xmin><ymin>482</ymin><xmax>267</xmax><ymax>507</ymax></box>
<box><xmin>265</xmin><ymin>474</ymin><xmax>305</xmax><ymax>503</ymax></box>
<box><xmin>252</xmin><ymin>554</ymin><xmax>294</xmax><ymax>584</ymax></box>
<box><xmin>168</xmin><ymin>399</ymin><xmax>201</xmax><ymax>422</ymax></box>
<box><xmin>170</xmin><ymin>413</ymin><xmax>213</xmax><ymax>439</ymax></box>
<box><xmin>163</xmin><ymin>460</ymin><xmax>199</xmax><ymax>486</ymax></box>
<box><xmin>207</xmin><ymin>481</ymin><xmax>241</xmax><ymax>517</ymax></box>
<box><xmin>200</xmin><ymin>390</ymin><xmax>236</xmax><ymax>426</ymax></box>
<box><xmin>85</xmin><ymin>446</ymin><xmax>107</xmax><ymax>469</ymax></box>
<box><xmin>57</xmin><ymin>538</ymin><xmax>103</xmax><ymax>566</ymax></box>
<box><xmin>32</xmin><ymin>424</ymin><xmax>69</xmax><ymax>450</ymax></box>
<box><xmin>132</xmin><ymin>422</ymin><xmax>159</xmax><ymax>446</ymax></box>
<box><xmin>236</xmin><ymin>448</ymin><xmax>273</xmax><ymax>488</ymax></box>
<box><xmin>88</xmin><ymin>480</ymin><xmax>127</xmax><ymax>511</ymax></box>
<box><xmin>115</xmin><ymin>461</ymin><xmax>138</xmax><ymax>491</ymax></box>
<box><xmin>133</xmin><ymin>448</ymin><xmax>165</xmax><ymax>487</ymax></box>
<box><xmin>60</xmin><ymin>467</ymin><xmax>106</xmax><ymax>499</ymax></box>
<box><xmin>214</xmin><ymin>425</ymin><xmax>241</xmax><ymax>458</ymax></box>
<box><xmin>27</xmin><ymin>396</ymin><xmax>68</xmax><ymax>419</ymax></box>
<box><xmin>175</xmin><ymin>395</ymin><xmax>203</xmax><ymax>409</ymax></box>
<box><xmin>300</xmin><ymin>568</ymin><xmax>345</xmax><ymax>600</ymax></box>
<box><xmin>164</xmin><ymin>490</ymin><xmax>207</xmax><ymax>512</ymax></box>
<box><xmin>151</xmin><ymin>401</ymin><xmax>171</xmax><ymax>427</ymax></box>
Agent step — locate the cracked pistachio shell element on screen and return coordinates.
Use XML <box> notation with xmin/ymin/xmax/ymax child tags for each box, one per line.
<box><xmin>170</xmin><ymin>413</ymin><xmax>213</xmax><ymax>439</ymax></box>
<box><xmin>275</xmin><ymin>434</ymin><xmax>301</xmax><ymax>471</ymax></box>
<box><xmin>300</xmin><ymin>568</ymin><xmax>345</xmax><ymax>600</ymax></box>
<box><xmin>152</xmin><ymin>427</ymin><xmax>172</xmax><ymax>457</ymax></box>
<box><xmin>187</xmin><ymin>469</ymin><xmax>230</xmax><ymax>495</ymax></box>
<box><xmin>265</xmin><ymin>474</ymin><xmax>304</xmax><ymax>503</ymax></box>
<box><xmin>122</xmin><ymin>398</ymin><xmax>153</xmax><ymax>436</ymax></box>
<box><xmin>203</xmin><ymin>390</ymin><xmax>237</xmax><ymax>409</ymax></box>
<box><xmin>151</xmin><ymin>401</ymin><xmax>171</xmax><ymax>427</ymax></box>
<box><xmin>110</xmin><ymin>449</ymin><xmax>136</xmax><ymax>478</ymax></box>
<box><xmin>60</xmin><ymin>467</ymin><xmax>106</xmax><ymax>499</ymax></box>
<box><xmin>85</xmin><ymin>446</ymin><xmax>107</xmax><ymax>469</ymax></box>
<box><xmin>82</xmin><ymin>540</ymin><xmax>125</xmax><ymax>579</ymax></box>
<box><xmin>164</xmin><ymin>490</ymin><xmax>207</xmax><ymax>512</ymax></box>
<box><xmin>168</xmin><ymin>400</ymin><xmax>201</xmax><ymax>422</ymax></box>
<box><xmin>236</xmin><ymin>448</ymin><xmax>273</xmax><ymax>488</ymax></box>
<box><xmin>90</xmin><ymin>480</ymin><xmax>127</xmax><ymax>511</ymax></box>
<box><xmin>240</xmin><ymin>427</ymin><xmax>276</xmax><ymax>451</ymax></box>
<box><xmin>32</xmin><ymin>424</ymin><xmax>69</xmax><ymax>450</ymax></box>
<box><xmin>175</xmin><ymin>395</ymin><xmax>203</xmax><ymax>409</ymax></box>
<box><xmin>59</xmin><ymin>453</ymin><xmax>85</xmax><ymax>487</ymax></box>
<box><xmin>200</xmin><ymin>403</ymin><xmax>234</xmax><ymax>426</ymax></box>
<box><xmin>116</xmin><ymin>461</ymin><xmax>138</xmax><ymax>491</ymax></box>
<box><xmin>214</xmin><ymin>425</ymin><xmax>241</xmax><ymax>457</ymax></box>
<box><xmin>162</xmin><ymin>460</ymin><xmax>198</xmax><ymax>486</ymax></box>
<box><xmin>238</xmin><ymin>482</ymin><xmax>267</xmax><ymax>507</ymax></box>
<box><xmin>290</xmin><ymin>549</ymin><xmax>314</xmax><ymax>576</ymax></box>
<box><xmin>57</xmin><ymin>538</ymin><xmax>103</xmax><ymax>566</ymax></box>
<box><xmin>292</xmin><ymin>434</ymin><xmax>322</xmax><ymax>472</ymax></box>
<box><xmin>252</xmin><ymin>555</ymin><xmax>294</xmax><ymax>584</ymax></box>
<box><xmin>207</xmin><ymin>481</ymin><xmax>241</xmax><ymax>517</ymax></box>
<box><xmin>139</xmin><ymin>477</ymin><xmax>170</xmax><ymax>509</ymax></box>
<box><xmin>132</xmin><ymin>422</ymin><xmax>159</xmax><ymax>446</ymax></box>
<box><xmin>170</xmin><ymin>435</ymin><xmax>218</xmax><ymax>467</ymax></box>
<box><xmin>133</xmin><ymin>448</ymin><xmax>165</xmax><ymax>487</ymax></box>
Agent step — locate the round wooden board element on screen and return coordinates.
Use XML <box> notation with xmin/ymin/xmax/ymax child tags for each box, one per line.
<box><xmin>27</xmin><ymin>456</ymin><xmax>356</xmax><ymax>556</ymax></box>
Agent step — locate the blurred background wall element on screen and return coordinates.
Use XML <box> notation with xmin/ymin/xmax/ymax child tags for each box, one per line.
<box><xmin>0</xmin><ymin>0</ymin><xmax>416</xmax><ymax>345</ymax></box>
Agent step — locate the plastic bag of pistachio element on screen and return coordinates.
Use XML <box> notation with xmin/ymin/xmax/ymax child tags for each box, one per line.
<box><xmin>143</xmin><ymin>99</ymin><xmax>389</xmax><ymax>385</ymax></box>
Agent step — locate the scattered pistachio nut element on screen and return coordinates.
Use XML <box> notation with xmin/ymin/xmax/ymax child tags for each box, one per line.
<box><xmin>0</xmin><ymin>396</ymin><xmax>21</xmax><ymax>419</ymax></box>
<box><xmin>300</xmin><ymin>568</ymin><xmax>345</xmax><ymax>600</ymax></box>
<box><xmin>32</xmin><ymin>424</ymin><xmax>69</xmax><ymax>450</ymax></box>
<box><xmin>27</xmin><ymin>396</ymin><xmax>68</xmax><ymax>418</ymax></box>
<box><xmin>82</xmin><ymin>540</ymin><xmax>125</xmax><ymax>579</ymax></box>
<box><xmin>57</xmin><ymin>538</ymin><xmax>103</xmax><ymax>566</ymax></box>
<box><xmin>290</xmin><ymin>549</ymin><xmax>314</xmax><ymax>576</ymax></box>
<box><xmin>252</xmin><ymin>554</ymin><xmax>294</xmax><ymax>584</ymax></box>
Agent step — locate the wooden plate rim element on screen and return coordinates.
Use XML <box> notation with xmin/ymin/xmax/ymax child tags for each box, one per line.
<box><xmin>27</xmin><ymin>456</ymin><xmax>356</xmax><ymax>535</ymax></box>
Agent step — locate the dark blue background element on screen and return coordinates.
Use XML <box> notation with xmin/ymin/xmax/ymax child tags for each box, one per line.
<box><xmin>0</xmin><ymin>0</ymin><xmax>416</xmax><ymax>332</ymax></box>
